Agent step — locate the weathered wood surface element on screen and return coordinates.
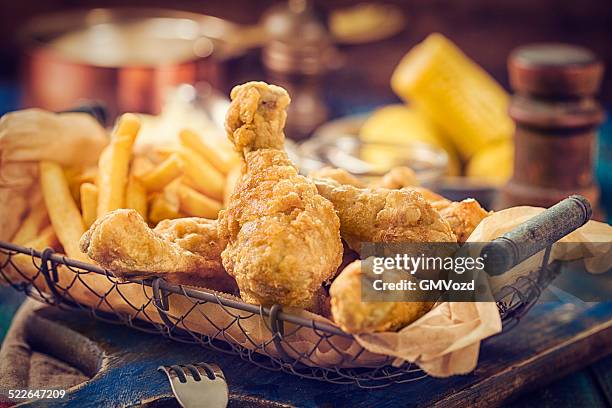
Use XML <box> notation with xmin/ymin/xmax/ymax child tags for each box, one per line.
<box><xmin>11</xmin><ymin>297</ymin><xmax>611</xmax><ymax>408</ymax></box>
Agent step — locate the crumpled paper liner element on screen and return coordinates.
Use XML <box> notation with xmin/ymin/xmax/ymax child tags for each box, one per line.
<box><xmin>1</xmin><ymin>110</ymin><xmax>610</xmax><ymax>378</ymax></box>
<box><xmin>468</xmin><ymin>206</ymin><xmax>612</xmax><ymax>295</ymax></box>
<box><xmin>0</xmin><ymin>109</ymin><xmax>107</xmax><ymax>240</ymax></box>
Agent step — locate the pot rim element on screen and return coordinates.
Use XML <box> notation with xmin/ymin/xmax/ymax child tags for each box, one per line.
<box><xmin>18</xmin><ymin>7</ymin><xmax>248</xmax><ymax>68</ymax></box>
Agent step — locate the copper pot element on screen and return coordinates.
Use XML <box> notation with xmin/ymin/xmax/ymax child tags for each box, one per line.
<box><xmin>20</xmin><ymin>8</ymin><xmax>258</xmax><ymax>119</ymax></box>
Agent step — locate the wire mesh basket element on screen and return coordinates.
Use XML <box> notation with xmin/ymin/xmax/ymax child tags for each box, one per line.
<box><xmin>0</xmin><ymin>196</ymin><xmax>591</xmax><ymax>388</ymax></box>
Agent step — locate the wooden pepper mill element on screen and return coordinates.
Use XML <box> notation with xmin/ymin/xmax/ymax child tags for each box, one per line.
<box><xmin>498</xmin><ymin>44</ymin><xmax>605</xmax><ymax>210</ymax></box>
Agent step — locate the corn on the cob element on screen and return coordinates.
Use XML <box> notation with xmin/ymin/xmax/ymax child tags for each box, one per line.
<box><xmin>391</xmin><ymin>33</ymin><xmax>514</xmax><ymax>159</ymax></box>
<box><xmin>360</xmin><ymin>104</ymin><xmax>461</xmax><ymax>175</ymax></box>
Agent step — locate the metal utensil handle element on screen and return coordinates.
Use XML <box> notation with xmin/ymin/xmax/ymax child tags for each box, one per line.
<box><xmin>482</xmin><ymin>195</ymin><xmax>592</xmax><ymax>276</ymax></box>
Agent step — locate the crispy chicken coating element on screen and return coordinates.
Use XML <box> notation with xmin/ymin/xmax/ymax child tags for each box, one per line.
<box><xmin>431</xmin><ymin>198</ymin><xmax>490</xmax><ymax>243</ymax></box>
<box><xmin>80</xmin><ymin>209</ymin><xmax>236</xmax><ymax>292</ymax></box>
<box><xmin>218</xmin><ymin>82</ymin><xmax>343</xmax><ymax>308</ymax></box>
<box><xmin>330</xmin><ymin>260</ymin><xmax>434</xmax><ymax>333</ymax></box>
<box><xmin>309</xmin><ymin>167</ymin><xmax>366</xmax><ymax>188</ymax></box>
<box><xmin>370</xmin><ymin>166</ymin><xmax>419</xmax><ymax>189</ymax></box>
<box><xmin>309</xmin><ymin>166</ymin><xmax>417</xmax><ymax>190</ymax></box>
<box><xmin>410</xmin><ymin>186</ymin><xmax>446</xmax><ymax>202</ymax></box>
<box><xmin>154</xmin><ymin>216</ymin><xmax>226</xmax><ymax>261</ymax></box>
<box><xmin>410</xmin><ymin>188</ymin><xmax>490</xmax><ymax>242</ymax></box>
<box><xmin>311</xmin><ymin>168</ymin><xmax>489</xmax><ymax>243</ymax></box>
<box><xmin>313</xmin><ymin>179</ymin><xmax>456</xmax><ymax>252</ymax></box>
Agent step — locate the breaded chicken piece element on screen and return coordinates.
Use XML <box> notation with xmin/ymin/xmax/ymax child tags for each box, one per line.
<box><xmin>153</xmin><ymin>217</ymin><xmax>238</xmax><ymax>292</ymax></box>
<box><xmin>309</xmin><ymin>167</ymin><xmax>366</xmax><ymax>188</ymax></box>
<box><xmin>370</xmin><ymin>166</ymin><xmax>419</xmax><ymax>189</ymax></box>
<box><xmin>80</xmin><ymin>209</ymin><xmax>236</xmax><ymax>292</ymax></box>
<box><xmin>409</xmin><ymin>188</ymin><xmax>490</xmax><ymax>242</ymax></box>
<box><xmin>154</xmin><ymin>217</ymin><xmax>226</xmax><ymax>261</ymax></box>
<box><xmin>309</xmin><ymin>166</ymin><xmax>417</xmax><ymax>190</ymax></box>
<box><xmin>313</xmin><ymin>179</ymin><xmax>456</xmax><ymax>252</ymax></box>
<box><xmin>311</xmin><ymin>169</ymin><xmax>489</xmax><ymax>243</ymax></box>
<box><xmin>432</xmin><ymin>198</ymin><xmax>490</xmax><ymax>243</ymax></box>
<box><xmin>218</xmin><ymin>82</ymin><xmax>343</xmax><ymax>309</ymax></box>
<box><xmin>330</xmin><ymin>260</ymin><xmax>434</xmax><ymax>333</ymax></box>
<box><xmin>410</xmin><ymin>186</ymin><xmax>446</xmax><ymax>202</ymax></box>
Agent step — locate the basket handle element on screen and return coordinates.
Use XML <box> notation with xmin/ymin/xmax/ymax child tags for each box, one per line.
<box><xmin>481</xmin><ymin>195</ymin><xmax>592</xmax><ymax>276</ymax></box>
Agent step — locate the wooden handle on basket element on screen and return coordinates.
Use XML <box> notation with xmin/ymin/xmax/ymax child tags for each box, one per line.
<box><xmin>481</xmin><ymin>195</ymin><xmax>592</xmax><ymax>276</ymax></box>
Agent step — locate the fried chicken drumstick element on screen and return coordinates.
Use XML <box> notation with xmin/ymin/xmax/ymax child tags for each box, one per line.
<box><xmin>80</xmin><ymin>209</ymin><xmax>237</xmax><ymax>292</ymax></box>
<box><xmin>218</xmin><ymin>82</ymin><xmax>343</xmax><ymax>308</ymax></box>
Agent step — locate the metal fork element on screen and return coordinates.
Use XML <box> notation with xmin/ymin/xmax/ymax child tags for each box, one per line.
<box><xmin>158</xmin><ymin>363</ymin><xmax>228</xmax><ymax>408</ymax></box>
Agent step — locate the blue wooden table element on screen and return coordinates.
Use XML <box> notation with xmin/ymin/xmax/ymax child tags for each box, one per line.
<box><xmin>0</xmin><ymin>287</ymin><xmax>610</xmax><ymax>407</ymax></box>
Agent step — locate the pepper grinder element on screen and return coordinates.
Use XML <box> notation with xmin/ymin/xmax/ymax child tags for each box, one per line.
<box><xmin>498</xmin><ymin>44</ymin><xmax>605</xmax><ymax>211</ymax></box>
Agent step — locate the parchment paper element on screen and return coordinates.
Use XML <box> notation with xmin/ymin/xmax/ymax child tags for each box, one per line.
<box><xmin>0</xmin><ymin>109</ymin><xmax>107</xmax><ymax>240</ymax></box>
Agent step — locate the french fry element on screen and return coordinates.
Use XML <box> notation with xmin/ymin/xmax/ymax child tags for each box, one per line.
<box><xmin>97</xmin><ymin>113</ymin><xmax>141</xmax><ymax>216</ymax></box>
<box><xmin>126</xmin><ymin>176</ymin><xmax>148</xmax><ymax>221</ymax></box>
<box><xmin>114</xmin><ymin>112</ymin><xmax>141</xmax><ymax>141</ymax></box>
<box><xmin>148</xmin><ymin>194</ymin><xmax>183</xmax><ymax>225</ymax></box>
<box><xmin>25</xmin><ymin>225</ymin><xmax>58</xmax><ymax>249</ymax></box>
<box><xmin>130</xmin><ymin>156</ymin><xmax>155</xmax><ymax>178</ymax></box>
<box><xmin>140</xmin><ymin>154</ymin><xmax>183</xmax><ymax>192</ymax></box>
<box><xmin>75</xmin><ymin>166</ymin><xmax>98</xmax><ymax>184</ymax></box>
<box><xmin>65</xmin><ymin>167</ymin><xmax>98</xmax><ymax>205</ymax></box>
<box><xmin>151</xmin><ymin>145</ymin><xmax>179</xmax><ymax>162</ymax></box>
<box><xmin>179</xmin><ymin>129</ymin><xmax>239</xmax><ymax>174</ymax></box>
<box><xmin>11</xmin><ymin>201</ymin><xmax>49</xmax><ymax>245</ymax></box>
<box><xmin>39</xmin><ymin>161</ymin><xmax>87</xmax><ymax>260</ymax></box>
<box><xmin>215</xmin><ymin>138</ymin><xmax>236</xmax><ymax>156</ymax></box>
<box><xmin>181</xmin><ymin>175</ymin><xmax>201</xmax><ymax>192</ymax></box>
<box><xmin>65</xmin><ymin>167</ymin><xmax>82</xmax><ymax>205</ymax></box>
<box><xmin>162</xmin><ymin>178</ymin><xmax>182</xmax><ymax>207</ymax></box>
<box><xmin>177</xmin><ymin>184</ymin><xmax>223</xmax><ymax>219</ymax></box>
<box><xmin>179</xmin><ymin>147</ymin><xmax>225</xmax><ymax>201</ymax></box>
<box><xmin>80</xmin><ymin>183</ymin><xmax>99</xmax><ymax>228</ymax></box>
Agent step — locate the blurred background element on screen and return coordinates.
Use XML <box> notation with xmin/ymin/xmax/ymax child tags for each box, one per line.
<box><xmin>1</xmin><ymin>0</ymin><xmax>611</xmax><ymax>106</ymax></box>
<box><xmin>0</xmin><ymin>0</ymin><xmax>611</xmax><ymax>214</ymax></box>
<box><xmin>1</xmin><ymin>0</ymin><xmax>611</xmax><ymax>98</ymax></box>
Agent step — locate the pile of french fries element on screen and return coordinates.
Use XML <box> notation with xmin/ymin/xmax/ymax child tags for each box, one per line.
<box><xmin>10</xmin><ymin>113</ymin><xmax>240</xmax><ymax>264</ymax></box>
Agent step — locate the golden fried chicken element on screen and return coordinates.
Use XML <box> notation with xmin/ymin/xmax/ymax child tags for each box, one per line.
<box><xmin>218</xmin><ymin>82</ymin><xmax>343</xmax><ymax>309</ymax></box>
<box><xmin>330</xmin><ymin>260</ymin><xmax>434</xmax><ymax>333</ymax></box>
<box><xmin>431</xmin><ymin>198</ymin><xmax>490</xmax><ymax>243</ymax></box>
<box><xmin>152</xmin><ymin>217</ymin><xmax>237</xmax><ymax>292</ymax></box>
<box><xmin>370</xmin><ymin>166</ymin><xmax>419</xmax><ymax>189</ymax></box>
<box><xmin>309</xmin><ymin>167</ymin><xmax>366</xmax><ymax>188</ymax></box>
<box><xmin>313</xmin><ymin>179</ymin><xmax>456</xmax><ymax>252</ymax></box>
<box><xmin>410</xmin><ymin>186</ymin><xmax>446</xmax><ymax>202</ymax></box>
<box><xmin>154</xmin><ymin>216</ymin><xmax>226</xmax><ymax>261</ymax></box>
<box><xmin>309</xmin><ymin>166</ymin><xmax>417</xmax><ymax>190</ymax></box>
<box><xmin>80</xmin><ymin>209</ymin><xmax>236</xmax><ymax>292</ymax></box>
<box><xmin>408</xmin><ymin>188</ymin><xmax>490</xmax><ymax>242</ymax></box>
<box><xmin>311</xmin><ymin>169</ymin><xmax>489</xmax><ymax>243</ymax></box>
